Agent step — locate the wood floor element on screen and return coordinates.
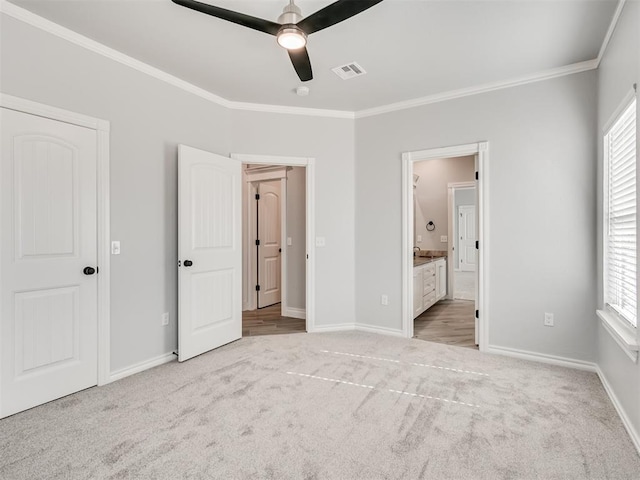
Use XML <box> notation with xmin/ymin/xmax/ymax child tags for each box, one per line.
<box><xmin>242</xmin><ymin>303</ymin><xmax>306</xmax><ymax>337</ymax></box>
<box><xmin>414</xmin><ymin>299</ymin><xmax>478</xmax><ymax>349</ymax></box>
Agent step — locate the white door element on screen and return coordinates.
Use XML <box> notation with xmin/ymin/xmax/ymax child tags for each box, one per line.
<box><xmin>178</xmin><ymin>145</ymin><xmax>241</xmax><ymax>362</ymax></box>
<box><xmin>1</xmin><ymin>108</ymin><xmax>98</xmax><ymax>418</ymax></box>
<box><xmin>257</xmin><ymin>181</ymin><xmax>281</xmax><ymax>308</ymax></box>
<box><xmin>458</xmin><ymin>205</ymin><xmax>476</xmax><ymax>272</ymax></box>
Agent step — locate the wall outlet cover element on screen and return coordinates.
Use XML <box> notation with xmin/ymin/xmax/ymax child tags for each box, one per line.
<box><xmin>544</xmin><ymin>312</ymin><xmax>554</xmax><ymax>327</ymax></box>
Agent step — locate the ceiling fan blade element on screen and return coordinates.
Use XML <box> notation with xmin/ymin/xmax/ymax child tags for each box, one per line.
<box><xmin>297</xmin><ymin>0</ymin><xmax>384</xmax><ymax>35</ymax></box>
<box><xmin>288</xmin><ymin>47</ymin><xmax>313</xmax><ymax>82</ymax></box>
<box><xmin>172</xmin><ymin>0</ymin><xmax>281</xmax><ymax>36</ymax></box>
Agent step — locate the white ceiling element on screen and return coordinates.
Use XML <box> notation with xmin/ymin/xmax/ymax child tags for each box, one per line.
<box><xmin>9</xmin><ymin>0</ymin><xmax>618</xmax><ymax>111</ymax></box>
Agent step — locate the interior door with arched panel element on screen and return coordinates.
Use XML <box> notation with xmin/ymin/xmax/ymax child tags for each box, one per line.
<box><xmin>0</xmin><ymin>108</ymin><xmax>98</xmax><ymax>418</ymax></box>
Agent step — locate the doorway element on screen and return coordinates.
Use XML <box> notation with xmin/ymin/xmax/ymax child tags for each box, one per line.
<box><xmin>402</xmin><ymin>142</ymin><xmax>489</xmax><ymax>350</ymax></box>
<box><xmin>241</xmin><ymin>162</ymin><xmax>308</xmax><ymax>336</ymax></box>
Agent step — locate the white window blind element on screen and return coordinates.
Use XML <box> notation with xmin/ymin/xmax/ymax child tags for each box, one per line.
<box><xmin>605</xmin><ymin>98</ymin><xmax>637</xmax><ymax>328</ymax></box>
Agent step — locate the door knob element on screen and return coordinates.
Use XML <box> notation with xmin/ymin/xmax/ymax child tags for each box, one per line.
<box><xmin>83</xmin><ymin>266</ymin><xmax>96</xmax><ymax>275</ymax></box>
<box><xmin>183</xmin><ymin>260</ymin><xmax>193</xmax><ymax>267</ymax></box>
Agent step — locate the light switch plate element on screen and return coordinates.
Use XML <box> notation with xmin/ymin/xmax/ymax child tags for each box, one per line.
<box><xmin>111</xmin><ymin>241</ymin><xmax>121</xmax><ymax>255</ymax></box>
<box><xmin>417</xmin><ymin>235</ymin><xmax>422</xmax><ymax>242</ymax></box>
<box><xmin>287</xmin><ymin>237</ymin><xmax>292</xmax><ymax>246</ymax></box>
<box><xmin>440</xmin><ymin>235</ymin><xmax>448</xmax><ymax>243</ymax></box>
<box><xmin>315</xmin><ymin>237</ymin><xmax>326</xmax><ymax>247</ymax></box>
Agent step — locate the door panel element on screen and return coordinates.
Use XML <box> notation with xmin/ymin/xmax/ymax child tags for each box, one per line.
<box><xmin>458</xmin><ymin>205</ymin><xmax>476</xmax><ymax>272</ymax></box>
<box><xmin>1</xmin><ymin>108</ymin><xmax>98</xmax><ymax>418</ymax></box>
<box><xmin>178</xmin><ymin>145</ymin><xmax>241</xmax><ymax>362</ymax></box>
<box><xmin>257</xmin><ymin>181</ymin><xmax>281</xmax><ymax>308</ymax></box>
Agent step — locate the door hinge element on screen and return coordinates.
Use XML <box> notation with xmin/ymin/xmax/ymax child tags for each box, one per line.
<box><xmin>255</xmin><ymin>193</ymin><xmax>260</xmax><ymax>200</ymax></box>
<box><xmin>255</xmin><ymin>239</ymin><xmax>260</xmax><ymax>246</ymax></box>
<box><xmin>475</xmin><ymin>310</ymin><xmax>479</xmax><ymax>319</ymax></box>
<box><xmin>255</xmin><ymin>285</ymin><xmax>261</xmax><ymax>291</ymax></box>
<box><xmin>475</xmin><ymin>171</ymin><xmax>478</xmax><ymax>180</ymax></box>
<box><xmin>475</xmin><ymin>240</ymin><xmax>479</xmax><ymax>249</ymax></box>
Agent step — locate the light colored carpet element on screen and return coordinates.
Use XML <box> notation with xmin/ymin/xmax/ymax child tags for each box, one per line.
<box><xmin>1</xmin><ymin>331</ymin><xmax>639</xmax><ymax>479</ymax></box>
<box><xmin>454</xmin><ymin>270</ymin><xmax>475</xmax><ymax>300</ymax></box>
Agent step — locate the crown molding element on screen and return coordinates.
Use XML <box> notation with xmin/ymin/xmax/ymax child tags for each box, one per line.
<box><xmin>0</xmin><ymin>0</ymin><xmax>612</xmax><ymax>121</ymax></box>
<box><xmin>354</xmin><ymin>59</ymin><xmax>598</xmax><ymax>119</ymax></box>
<box><xmin>230</xmin><ymin>100</ymin><xmax>354</xmax><ymax>119</ymax></box>
<box><xmin>596</xmin><ymin>0</ymin><xmax>626</xmax><ymax>67</ymax></box>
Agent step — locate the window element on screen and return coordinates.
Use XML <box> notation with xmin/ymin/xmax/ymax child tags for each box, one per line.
<box><xmin>604</xmin><ymin>97</ymin><xmax>637</xmax><ymax>329</ymax></box>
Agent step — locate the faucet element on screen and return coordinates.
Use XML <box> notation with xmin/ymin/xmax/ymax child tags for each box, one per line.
<box><xmin>413</xmin><ymin>246</ymin><xmax>421</xmax><ymax>257</ymax></box>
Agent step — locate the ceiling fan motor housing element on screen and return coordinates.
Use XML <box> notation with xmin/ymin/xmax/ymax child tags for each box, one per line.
<box><xmin>277</xmin><ymin>2</ymin><xmax>303</xmax><ymax>25</ymax></box>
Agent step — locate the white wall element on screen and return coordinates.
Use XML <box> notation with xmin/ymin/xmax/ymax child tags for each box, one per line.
<box><xmin>596</xmin><ymin>0</ymin><xmax>640</xmax><ymax>447</ymax></box>
<box><xmin>0</xmin><ymin>15</ymin><xmax>232</xmax><ymax>372</ymax></box>
<box><xmin>413</xmin><ymin>156</ymin><xmax>475</xmax><ymax>250</ymax></box>
<box><xmin>286</xmin><ymin>167</ymin><xmax>306</xmax><ymax>310</ymax></box>
<box><xmin>355</xmin><ymin>71</ymin><xmax>598</xmax><ymax>360</ymax></box>
<box><xmin>230</xmin><ymin>110</ymin><xmax>356</xmax><ymax>328</ymax></box>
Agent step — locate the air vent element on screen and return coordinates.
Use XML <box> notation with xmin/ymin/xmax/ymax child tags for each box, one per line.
<box><xmin>332</xmin><ymin>62</ymin><xmax>367</xmax><ymax>80</ymax></box>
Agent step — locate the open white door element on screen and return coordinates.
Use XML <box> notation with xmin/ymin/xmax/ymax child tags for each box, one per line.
<box><xmin>257</xmin><ymin>181</ymin><xmax>282</xmax><ymax>308</ymax></box>
<box><xmin>458</xmin><ymin>205</ymin><xmax>476</xmax><ymax>272</ymax></box>
<box><xmin>178</xmin><ymin>145</ymin><xmax>241</xmax><ymax>362</ymax></box>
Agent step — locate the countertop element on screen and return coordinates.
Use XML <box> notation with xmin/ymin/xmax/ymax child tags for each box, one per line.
<box><xmin>413</xmin><ymin>255</ymin><xmax>446</xmax><ymax>267</ymax></box>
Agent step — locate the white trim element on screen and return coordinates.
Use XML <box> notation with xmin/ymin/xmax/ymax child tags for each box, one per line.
<box><xmin>0</xmin><ymin>93</ymin><xmax>110</xmax><ymax>131</ymax></box>
<box><xmin>354</xmin><ymin>60</ymin><xmax>598</xmax><ymax>119</ymax></box>
<box><xmin>597</xmin><ymin>310</ymin><xmax>639</xmax><ymax>363</ymax></box>
<box><xmin>402</xmin><ymin>142</ymin><xmax>489</xmax><ymax>352</ymax></box>
<box><xmin>283</xmin><ymin>307</ymin><xmax>306</xmax><ymax>320</ymax></box>
<box><xmin>603</xmin><ymin>88</ymin><xmax>637</xmax><ymax>134</ymax></box>
<box><xmin>109</xmin><ymin>353</ymin><xmax>176</xmax><ymax>383</ymax></box>
<box><xmin>596</xmin><ymin>365</ymin><xmax>640</xmax><ymax>455</ymax></box>
<box><xmin>310</xmin><ymin>323</ymin><xmax>356</xmax><ymax>333</ymax></box>
<box><xmin>233</xmin><ymin>154</ymin><xmax>314</xmax><ymax>333</ymax></box>
<box><xmin>1</xmin><ymin>1</ymin><xmax>603</xmax><ymax>120</ymax></box>
<box><xmin>596</xmin><ymin>0</ymin><xmax>627</xmax><ymax>67</ymax></box>
<box><xmin>487</xmin><ymin>345</ymin><xmax>597</xmax><ymax>372</ymax></box>
<box><xmin>0</xmin><ymin>94</ymin><xmax>112</xmax><ymax>388</ymax></box>
<box><xmin>231</xmin><ymin>101</ymin><xmax>353</xmax><ymax>119</ymax></box>
<box><xmin>354</xmin><ymin>324</ymin><xmax>405</xmax><ymax>337</ymax></box>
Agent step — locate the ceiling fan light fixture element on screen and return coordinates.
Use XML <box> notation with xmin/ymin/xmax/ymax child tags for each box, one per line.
<box><xmin>277</xmin><ymin>26</ymin><xmax>307</xmax><ymax>50</ymax></box>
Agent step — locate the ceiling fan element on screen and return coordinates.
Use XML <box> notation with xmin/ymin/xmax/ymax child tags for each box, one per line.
<box><xmin>171</xmin><ymin>0</ymin><xmax>384</xmax><ymax>82</ymax></box>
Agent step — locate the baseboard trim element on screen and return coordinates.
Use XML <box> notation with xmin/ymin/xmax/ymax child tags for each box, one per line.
<box><xmin>283</xmin><ymin>307</ymin><xmax>306</xmax><ymax>320</ymax></box>
<box><xmin>487</xmin><ymin>345</ymin><xmax>597</xmax><ymax>372</ymax></box>
<box><xmin>109</xmin><ymin>352</ymin><xmax>176</xmax><ymax>383</ymax></box>
<box><xmin>308</xmin><ymin>323</ymin><xmax>355</xmax><ymax>333</ymax></box>
<box><xmin>596</xmin><ymin>366</ymin><xmax>640</xmax><ymax>455</ymax></box>
<box><xmin>354</xmin><ymin>323</ymin><xmax>405</xmax><ymax>337</ymax></box>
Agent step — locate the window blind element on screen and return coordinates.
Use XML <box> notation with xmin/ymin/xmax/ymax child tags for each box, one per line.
<box><xmin>605</xmin><ymin>98</ymin><xmax>637</xmax><ymax>327</ymax></box>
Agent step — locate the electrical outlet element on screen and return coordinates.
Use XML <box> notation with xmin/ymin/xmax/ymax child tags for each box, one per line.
<box><xmin>544</xmin><ymin>312</ymin><xmax>554</xmax><ymax>327</ymax></box>
<box><xmin>161</xmin><ymin>312</ymin><xmax>169</xmax><ymax>326</ymax></box>
<box><xmin>111</xmin><ymin>241</ymin><xmax>121</xmax><ymax>255</ymax></box>
<box><xmin>381</xmin><ymin>294</ymin><xmax>389</xmax><ymax>306</ymax></box>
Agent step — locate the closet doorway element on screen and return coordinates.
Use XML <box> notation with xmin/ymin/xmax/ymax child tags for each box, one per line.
<box><xmin>239</xmin><ymin>157</ymin><xmax>311</xmax><ymax>337</ymax></box>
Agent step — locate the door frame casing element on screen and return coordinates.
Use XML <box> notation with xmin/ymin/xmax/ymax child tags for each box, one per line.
<box><xmin>244</xmin><ymin>171</ymin><xmax>288</xmax><ymax>312</ymax></box>
<box><xmin>232</xmin><ymin>154</ymin><xmax>315</xmax><ymax>332</ymax></box>
<box><xmin>0</xmin><ymin>93</ymin><xmax>111</xmax><ymax>393</ymax></box>
<box><xmin>402</xmin><ymin>142</ymin><xmax>489</xmax><ymax>351</ymax></box>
